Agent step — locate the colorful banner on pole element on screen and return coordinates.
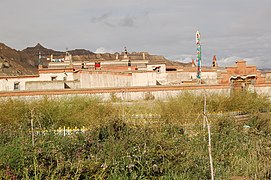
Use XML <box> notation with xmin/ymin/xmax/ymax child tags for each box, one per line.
<box><xmin>196</xmin><ymin>31</ymin><xmax>201</xmax><ymax>79</ymax></box>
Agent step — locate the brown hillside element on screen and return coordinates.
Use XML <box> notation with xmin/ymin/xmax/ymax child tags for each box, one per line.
<box><xmin>22</xmin><ymin>43</ymin><xmax>63</xmax><ymax>56</ymax></box>
<box><xmin>68</xmin><ymin>49</ymin><xmax>94</xmax><ymax>56</ymax></box>
<box><xmin>0</xmin><ymin>43</ymin><xmax>38</xmax><ymax>76</ymax></box>
<box><xmin>22</xmin><ymin>43</ymin><xmax>94</xmax><ymax>56</ymax></box>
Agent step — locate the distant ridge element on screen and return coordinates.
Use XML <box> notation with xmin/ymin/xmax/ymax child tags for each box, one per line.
<box><xmin>0</xmin><ymin>42</ymin><xmax>38</xmax><ymax>76</ymax></box>
<box><xmin>22</xmin><ymin>43</ymin><xmax>94</xmax><ymax>56</ymax></box>
<box><xmin>22</xmin><ymin>43</ymin><xmax>63</xmax><ymax>56</ymax></box>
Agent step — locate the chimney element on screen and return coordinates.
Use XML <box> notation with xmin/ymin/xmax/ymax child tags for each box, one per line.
<box><xmin>124</xmin><ymin>47</ymin><xmax>128</xmax><ymax>59</ymax></box>
<box><xmin>212</xmin><ymin>55</ymin><xmax>218</xmax><ymax>67</ymax></box>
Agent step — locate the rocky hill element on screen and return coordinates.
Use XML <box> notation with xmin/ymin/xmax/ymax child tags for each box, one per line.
<box><xmin>0</xmin><ymin>43</ymin><xmax>38</xmax><ymax>76</ymax></box>
<box><xmin>22</xmin><ymin>43</ymin><xmax>63</xmax><ymax>56</ymax></box>
<box><xmin>22</xmin><ymin>43</ymin><xmax>94</xmax><ymax>56</ymax></box>
<box><xmin>68</xmin><ymin>49</ymin><xmax>95</xmax><ymax>56</ymax></box>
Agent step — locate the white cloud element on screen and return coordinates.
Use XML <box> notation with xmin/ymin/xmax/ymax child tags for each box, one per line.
<box><xmin>94</xmin><ymin>47</ymin><xmax>115</xmax><ymax>54</ymax></box>
<box><xmin>217</xmin><ymin>56</ymin><xmax>240</xmax><ymax>67</ymax></box>
<box><xmin>216</xmin><ymin>56</ymin><xmax>267</xmax><ymax>68</ymax></box>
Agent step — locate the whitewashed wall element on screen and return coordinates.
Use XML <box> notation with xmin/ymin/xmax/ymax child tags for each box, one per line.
<box><xmin>0</xmin><ymin>70</ymin><xmax>218</xmax><ymax>91</ymax></box>
<box><xmin>38</xmin><ymin>72</ymin><xmax>74</xmax><ymax>81</ymax></box>
<box><xmin>0</xmin><ymin>87</ymin><xmax>231</xmax><ymax>101</ymax></box>
<box><xmin>156</xmin><ymin>71</ymin><xmax>217</xmax><ymax>85</ymax></box>
<box><xmin>80</xmin><ymin>72</ymin><xmax>131</xmax><ymax>88</ymax></box>
<box><xmin>131</xmin><ymin>72</ymin><xmax>157</xmax><ymax>86</ymax></box>
<box><xmin>0</xmin><ymin>77</ymin><xmax>39</xmax><ymax>91</ymax></box>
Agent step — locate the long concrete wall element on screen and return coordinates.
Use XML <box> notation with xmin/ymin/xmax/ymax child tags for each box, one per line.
<box><xmin>39</xmin><ymin>72</ymin><xmax>74</xmax><ymax>81</ymax></box>
<box><xmin>0</xmin><ymin>71</ymin><xmax>216</xmax><ymax>91</ymax></box>
<box><xmin>0</xmin><ymin>76</ymin><xmax>39</xmax><ymax>91</ymax></box>
<box><xmin>156</xmin><ymin>71</ymin><xmax>217</xmax><ymax>85</ymax></box>
<box><xmin>132</xmin><ymin>72</ymin><xmax>157</xmax><ymax>86</ymax></box>
<box><xmin>0</xmin><ymin>71</ymin><xmax>75</xmax><ymax>91</ymax></box>
<box><xmin>0</xmin><ymin>85</ymin><xmax>231</xmax><ymax>101</ymax></box>
<box><xmin>25</xmin><ymin>81</ymin><xmax>80</xmax><ymax>90</ymax></box>
<box><xmin>26</xmin><ymin>81</ymin><xmax>65</xmax><ymax>90</ymax></box>
<box><xmin>79</xmin><ymin>72</ymin><xmax>157</xmax><ymax>88</ymax></box>
<box><xmin>80</xmin><ymin>72</ymin><xmax>132</xmax><ymax>88</ymax></box>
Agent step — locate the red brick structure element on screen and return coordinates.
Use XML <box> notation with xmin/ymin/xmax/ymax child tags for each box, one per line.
<box><xmin>218</xmin><ymin>60</ymin><xmax>265</xmax><ymax>90</ymax></box>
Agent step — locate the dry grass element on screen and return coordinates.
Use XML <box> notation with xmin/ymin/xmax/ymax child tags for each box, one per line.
<box><xmin>0</xmin><ymin>92</ymin><xmax>270</xmax><ymax>179</ymax></box>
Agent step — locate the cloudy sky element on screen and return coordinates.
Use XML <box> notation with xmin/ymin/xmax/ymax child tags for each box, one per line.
<box><xmin>0</xmin><ymin>0</ymin><xmax>270</xmax><ymax>67</ymax></box>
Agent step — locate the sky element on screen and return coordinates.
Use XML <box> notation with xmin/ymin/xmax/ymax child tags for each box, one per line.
<box><xmin>0</xmin><ymin>0</ymin><xmax>270</xmax><ymax>68</ymax></box>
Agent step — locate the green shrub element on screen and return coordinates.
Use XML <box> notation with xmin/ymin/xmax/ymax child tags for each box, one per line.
<box><xmin>0</xmin><ymin>92</ymin><xmax>271</xmax><ymax>179</ymax></box>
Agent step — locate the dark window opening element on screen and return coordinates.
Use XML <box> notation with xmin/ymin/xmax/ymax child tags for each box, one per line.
<box><xmin>81</xmin><ymin>62</ymin><xmax>86</xmax><ymax>69</ymax></box>
<box><xmin>166</xmin><ymin>68</ymin><xmax>177</xmax><ymax>71</ymax></box>
<box><xmin>64</xmin><ymin>83</ymin><xmax>71</xmax><ymax>89</ymax></box>
<box><xmin>14</xmin><ymin>82</ymin><xmax>20</xmax><ymax>90</ymax></box>
<box><xmin>51</xmin><ymin>76</ymin><xmax>57</xmax><ymax>81</ymax></box>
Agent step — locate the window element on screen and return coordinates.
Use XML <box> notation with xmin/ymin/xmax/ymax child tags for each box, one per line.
<box><xmin>14</xmin><ymin>82</ymin><xmax>20</xmax><ymax>90</ymax></box>
<box><xmin>64</xmin><ymin>82</ymin><xmax>71</xmax><ymax>89</ymax></box>
<box><xmin>94</xmin><ymin>62</ymin><xmax>101</xmax><ymax>70</ymax></box>
<box><xmin>51</xmin><ymin>76</ymin><xmax>57</xmax><ymax>81</ymax></box>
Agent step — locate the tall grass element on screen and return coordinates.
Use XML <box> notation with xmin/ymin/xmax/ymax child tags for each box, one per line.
<box><xmin>0</xmin><ymin>92</ymin><xmax>270</xmax><ymax>179</ymax></box>
<box><xmin>0</xmin><ymin>96</ymin><xmax>118</xmax><ymax>130</ymax></box>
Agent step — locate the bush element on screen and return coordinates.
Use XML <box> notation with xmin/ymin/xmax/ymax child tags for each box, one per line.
<box><xmin>0</xmin><ymin>92</ymin><xmax>271</xmax><ymax>178</ymax></box>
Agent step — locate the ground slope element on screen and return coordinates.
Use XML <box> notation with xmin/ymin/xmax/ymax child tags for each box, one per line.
<box><xmin>0</xmin><ymin>43</ymin><xmax>38</xmax><ymax>76</ymax></box>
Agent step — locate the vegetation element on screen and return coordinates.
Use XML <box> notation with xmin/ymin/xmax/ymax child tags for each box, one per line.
<box><xmin>0</xmin><ymin>92</ymin><xmax>270</xmax><ymax>179</ymax></box>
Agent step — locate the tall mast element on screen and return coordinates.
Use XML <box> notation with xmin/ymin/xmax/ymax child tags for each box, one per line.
<box><xmin>196</xmin><ymin>30</ymin><xmax>202</xmax><ymax>83</ymax></box>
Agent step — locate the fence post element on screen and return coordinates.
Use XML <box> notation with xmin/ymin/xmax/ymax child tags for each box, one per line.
<box><xmin>203</xmin><ymin>93</ymin><xmax>214</xmax><ymax>180</ymax></box>
<box><xmin>30</xmin><ymin>109</ymin><xmax>35</xmax><ymax>147</ymax></box>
